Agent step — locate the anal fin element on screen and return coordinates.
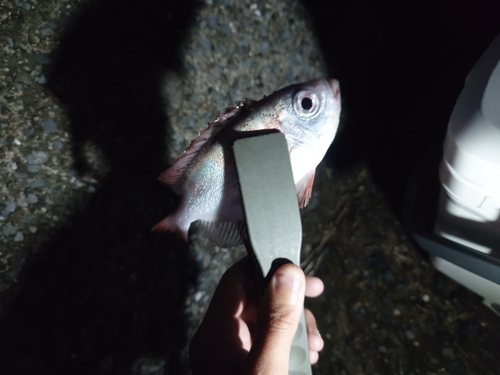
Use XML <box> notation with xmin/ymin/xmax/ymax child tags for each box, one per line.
<box><xmin>197</xmin><ymin>220</ymin><xmax>246</xmax><ymax>248</ymax></box>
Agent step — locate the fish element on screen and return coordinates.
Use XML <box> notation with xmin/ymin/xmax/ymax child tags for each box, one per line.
<box><xmin>153</xmin><ymin>78</ymin><xmax>341</xmax><ymax>247</ymax></box>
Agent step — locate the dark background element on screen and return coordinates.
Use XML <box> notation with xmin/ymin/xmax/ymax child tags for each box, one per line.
<box><xmin>305</xmin><ymin>0</ymin><xmax>500</xmax><ymax>214</ymax></box>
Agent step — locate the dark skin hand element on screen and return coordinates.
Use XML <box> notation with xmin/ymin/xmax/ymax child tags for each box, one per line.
<box><xmin>189</xmin><ymin>257</ymin><xmax>324</xmax><ymax>375</ymax></box>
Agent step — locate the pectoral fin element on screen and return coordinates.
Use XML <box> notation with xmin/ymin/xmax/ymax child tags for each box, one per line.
<box><xmin>296</xmin><ymin>170</ymin><xmax>315</xmax><ymax>208</ymax></box>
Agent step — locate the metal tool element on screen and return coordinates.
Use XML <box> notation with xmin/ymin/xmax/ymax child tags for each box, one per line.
<box><xmin>233</xmin><ymin>131</ymin><xmax>311</xmax><ymax>375</ymax></box>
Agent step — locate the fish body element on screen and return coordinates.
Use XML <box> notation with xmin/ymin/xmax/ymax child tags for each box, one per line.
<box><xmin>154</xmin><ymin>79</ymin><xmax>341</xmax><ymax>246</ymax></box>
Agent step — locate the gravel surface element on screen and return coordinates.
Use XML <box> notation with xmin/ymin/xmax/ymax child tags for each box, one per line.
<box><xmin>1</xmin><ymin>0</ymin><xmax>500</xmax><ymax>374</ymax></box>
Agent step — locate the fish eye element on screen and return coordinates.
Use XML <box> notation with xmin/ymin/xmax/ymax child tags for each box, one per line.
<box><xmin>293</xmin><ymin>90</ymin><xmax>320</xmax><ymax>118</ymax></box>
<box><xmin>301</xmin><ymin>97</ymin><xmax>313</xmax><ymax>110</ymax></box>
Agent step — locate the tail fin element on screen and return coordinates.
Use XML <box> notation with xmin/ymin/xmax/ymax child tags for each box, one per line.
<box><xmin>152</xmin><ymin>214</ymin><xmax>189</xmax><ymax>242</ymax></box>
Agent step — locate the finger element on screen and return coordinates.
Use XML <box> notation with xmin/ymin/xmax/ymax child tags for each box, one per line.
<box><xmin>244</xmin><ymin>263</ymin><xmax>305</xmax><ymax>375</ymax></box>
<box><xmin>309</xmin><ymin>350</ymin><xmax>319</xmax><ymax>365</ymax></box>
<box><xmin>305</xmin><ymin>275</ymin><xmax>324</xmax><ymax>297</ymax></box>
<box><xmin>305</xmin><ymin>308</ymin><xmax>324</xmax><ymax>353</ymax></box>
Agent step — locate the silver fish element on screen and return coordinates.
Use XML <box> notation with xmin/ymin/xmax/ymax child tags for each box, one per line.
<box><xmin>154</xmin><ymin>78</ymin><xmax>341</xmax><ymax>246</ymax></box>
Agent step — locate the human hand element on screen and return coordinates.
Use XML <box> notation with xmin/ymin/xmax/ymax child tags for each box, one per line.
<box><xmin>189</xmin><ymin>257</ymin><xmax>324</xmax><ymax>375</ymax></box>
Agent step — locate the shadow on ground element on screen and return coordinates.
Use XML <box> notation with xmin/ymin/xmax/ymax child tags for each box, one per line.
<box><xmin>0</xmin><ymin>0</ymin><xmax>198</xmax><ymax>374</ymax></box>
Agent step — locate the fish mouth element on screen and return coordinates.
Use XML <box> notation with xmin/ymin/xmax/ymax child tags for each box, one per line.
<box><xmin>327</xmin><ymin>79</ymin><xmax>341</xmax><ymax>101</ymax></box>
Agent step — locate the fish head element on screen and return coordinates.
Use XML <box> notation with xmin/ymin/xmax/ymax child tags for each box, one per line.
<box><xmin>272</xmin><ymin>78</ymin><xmax>341</xmax><ymax>182</ymax></box>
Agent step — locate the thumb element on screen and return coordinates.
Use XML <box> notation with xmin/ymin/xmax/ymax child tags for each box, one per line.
<box><xmin>245</xmin><ymin>263</ymin><xmax>305</xmax><ymax>375</ymax></box>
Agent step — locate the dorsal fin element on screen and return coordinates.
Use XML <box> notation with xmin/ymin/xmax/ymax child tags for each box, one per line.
<box><xmin>197</xmin><ymin>220</ymin><xmax>246</xmax><ymax>248</ymax></box>
<box><xmin>159</xmin><ymin>99</ymin><xmax>256</xmax><ymax>193</ymax></box>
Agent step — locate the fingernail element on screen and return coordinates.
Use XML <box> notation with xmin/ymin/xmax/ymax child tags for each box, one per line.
<box><xmin>276</xmin><ymin>273</ymin><xmax>301</xmax><ymax>289</ymax></box>
<box><xmin>275</xmin><ymin>272</ymin><xmax>302</xmax><ymax>305</ymax></box>
<box><xmin>309</xmin><ymin>328</ymin><xmax>321</xmax><ymax>338</ymax></box>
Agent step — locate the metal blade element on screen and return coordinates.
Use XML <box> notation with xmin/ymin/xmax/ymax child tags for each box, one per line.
<box><xmin>233</xmin><ymin>132</ymin><xmax>311</xmax><ymax>375</ymax></box>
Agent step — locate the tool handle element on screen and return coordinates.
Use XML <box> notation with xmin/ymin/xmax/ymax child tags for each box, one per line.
<box><xmin>250</xmin><ymin>255</ymin><xmax>312</xmax><ymax>374</ymax></box>
<box><xmin>289</xmin><ymin>309</ymin><xmax>312</xmax><ymax>375</ymax></box>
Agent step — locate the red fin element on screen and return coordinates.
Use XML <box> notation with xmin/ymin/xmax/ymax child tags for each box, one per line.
<box><xmin>296</xmin><ymin>170</ymin><xmax>315</xmax><ymax>208</ymax></box>
<box><xmin>152</xmin><ymin>214</ymin><xmax>188</xmax><ymax>242</ymax></box>
<box><xmin>158</xmin><ymin>123</ymin><xmax>217</xmax><ymax>193</ymax></box>
<box><xmin>158</xmin><ymin>99</ymin><xmax>256</xmax><ymax>193</ymax></box>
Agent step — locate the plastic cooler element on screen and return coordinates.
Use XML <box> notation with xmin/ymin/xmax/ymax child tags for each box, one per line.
<box><xmin>404</xmin><ymin>33</ymin><xmax>500</xmax><ymax>317</ymax></box>
<box><xmin>434</xmin><ymin>33</ymin><xmax>500</xmax><ymax>314</ymax></box>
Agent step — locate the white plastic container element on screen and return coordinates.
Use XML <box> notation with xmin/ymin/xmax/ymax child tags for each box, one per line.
<box><xmin>435</xmin><ymin>32</ymin><xmax>500</xmax><ymax>315</ymax></box>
